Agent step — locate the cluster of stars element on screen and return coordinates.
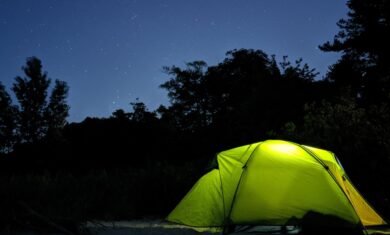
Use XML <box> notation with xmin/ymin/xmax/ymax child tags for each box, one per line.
<box><xmin>0</xmin><ymin>0</ymin><xmax>347</xmax><ymax>121</ymax></box>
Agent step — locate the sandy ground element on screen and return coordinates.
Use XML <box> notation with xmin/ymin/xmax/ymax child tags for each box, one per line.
<box><xmin>85</xmin><ymin>220</ymin><xmax>301</xmax><ymax>235</ymax></box>
<box><xmin>7</xmin><ymin>220</ymin><xmax>390</xmax><ymax>235</ymax></box>
<box><xmin>1</xmin><ymin>220</ymin><xmax>218</xmax><ymax>235</ymax></box>
<box><xmin>86</xmin><ymin>220</ymin><xmax>221</xmax><ymax>235</ymax></box>
<box><xmin>3</xmin><ymin>220</ymin><xmax>304</xmax><ymax>235</ymax></box>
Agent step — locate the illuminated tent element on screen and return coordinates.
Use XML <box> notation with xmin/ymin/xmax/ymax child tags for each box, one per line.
<box><xmin>167</xmin><ymin>140</ymin><xmax>387</xmax><ymax>230</ymax></box>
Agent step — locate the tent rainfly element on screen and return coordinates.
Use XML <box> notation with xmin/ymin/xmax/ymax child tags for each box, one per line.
<box><xmin>167</xmin><ymin>140</ymin><xmax>388</xmax><ymax>232</ymax></box>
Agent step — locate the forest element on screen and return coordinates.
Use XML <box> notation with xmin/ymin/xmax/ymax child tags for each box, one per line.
<box><xmin>0</xmin><ymin>0</ymin><xmax>389</xmax><ymax>232</ymax></box>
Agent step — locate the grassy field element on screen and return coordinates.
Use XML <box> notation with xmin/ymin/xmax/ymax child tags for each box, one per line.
<box><xmin>0</xmin><ymin>162</ymin><xmax>202</xmax><ymax>234</ymax></box>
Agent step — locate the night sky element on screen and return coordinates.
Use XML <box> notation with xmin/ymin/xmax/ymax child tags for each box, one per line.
<box><xmin>0</xmin><ymin>0</ymin><xmax>347</xmax><ymax>122</ymax></box>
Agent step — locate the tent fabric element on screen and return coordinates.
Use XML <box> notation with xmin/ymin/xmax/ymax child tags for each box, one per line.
<box><xmin>166</xmin><ymin>169</ymin><xmax>224</xmax><ymax>226</ymax></box>
<box><xmin>343</xmin><ymin>178</ymin><xmax>386</xmax><ymax>226</ymax></box>
<box><xmin>167</xmin><ymin>140</ymin><xmax>387</xmax><ymax>228</ymax></box>
<box><xmin>304</xmin><ymin>145</ymin><xmax>386</xmax><ymax>226</ymax></box>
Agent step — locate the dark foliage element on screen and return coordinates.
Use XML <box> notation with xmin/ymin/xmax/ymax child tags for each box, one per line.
<box><xmin>1</xmin><ymin>57</ymin><xmax>70</xmax><ymax>148</ymax></box>
<box><xmin>320</xmin><ymin>0</ymin><xmax>390</xmax><ymax>104</ymax></box>
<box><xmin>160</xmin><ymin>49</ymin><xmax>331</xmax><ymax>150</ymax></box>
<box><xmin>0</xmin><ymin>82</ymin><xmax>18</xmax><ymax>153</ymax></box>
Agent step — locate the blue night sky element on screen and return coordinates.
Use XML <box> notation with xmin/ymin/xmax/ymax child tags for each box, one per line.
<box><xmin>0</xmin><ymin>0</ymin><xmax>348</xmax><ymax>122</ymax></box>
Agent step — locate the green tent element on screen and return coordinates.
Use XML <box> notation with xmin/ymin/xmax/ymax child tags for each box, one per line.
<box><xmin>167</xmin><ymin>140</ymin><xmax>387</xmax><ymax>231</ymax></box>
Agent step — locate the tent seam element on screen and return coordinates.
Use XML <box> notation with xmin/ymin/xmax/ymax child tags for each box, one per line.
<box><xmin>219</xmin><ymin>166</ymin><xmax>226</xmax><ymax>222</ymax></box>
<box><xmin>225</xmin><ymin>142</ymin><xmax>263</xmax><ymax>226</ymax></box>
<box><xmin>331</xmin><ymin>152</ymin><xmax>388</xmax><ymax>225</ymax></box>
<box><xmin>297</xmin><ymin>144</ymin><xmax>365</xmax><ymax>230</ymax></box>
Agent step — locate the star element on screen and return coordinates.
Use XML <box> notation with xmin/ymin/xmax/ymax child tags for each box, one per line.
<box><xmin>130</xmin><ymin>14</ymin><xmax>138</xmax><ymax>20</ymax></box>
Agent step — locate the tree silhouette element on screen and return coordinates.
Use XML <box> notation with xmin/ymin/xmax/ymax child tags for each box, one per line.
<box><xmin>12</xmin><ymin>57</ymin><xmax>69</xmax><ymax>143</ymax></box>
<box><xmin>111</xmin><ymin>109</ymin><xmax>130</xmax><ymax>121</ymax></box>
<box><xmin>0</xmin><ymin>82</ymin><xmax>18</xmax><ymax>153</ymax></box>
<box><xmin>324</xmin><ymin>55</ymin><xmax>364</xmax><ymax>97</ymax></box>
<box><xmin>320</xmin><ymin>0</ymin><xmax>389</xmax><ymax>62</ymax></box>
<box><xmin>129</xmin><ymin>99</ymin><xmax>157</xmax><ymax>123</ymax></box>
<box><xmin>160</xmin><ymin>61</ymin><xmax>209</xmax><ymax>131</ymax></box>
<box><xmin>12</xmin><ymin>57</ymin><xmax>50</xmax><ymax>143</ymax></box>
<box><xmin>45</xmin><ymin>80</ymin><xmax>70</xmax><ymax>137</ymax></box>
<box><xmin>159</xmin><ymin>49</ymin><xmax>325</xmax><ymax>148</ymax></box>
<box><xmin>320</xmin><ymin>0</ymin><xmax>390</xmax><ymax>104</ymax></box>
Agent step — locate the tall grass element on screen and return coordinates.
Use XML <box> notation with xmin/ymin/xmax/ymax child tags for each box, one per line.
<box><xmin>0</xmin><ymin>161</ymin><xmax>201</xmax><ymax>231</ymax></box>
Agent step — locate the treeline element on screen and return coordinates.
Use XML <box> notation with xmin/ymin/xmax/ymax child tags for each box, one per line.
<box><xmin>0</xmin><ymin>0</ymin><xmax>389</xmax><ymax>231</ymax></box>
